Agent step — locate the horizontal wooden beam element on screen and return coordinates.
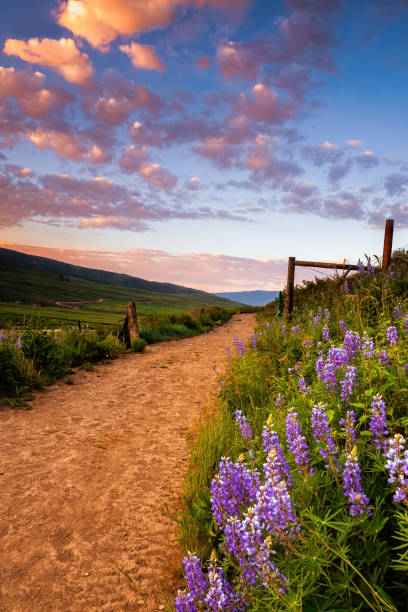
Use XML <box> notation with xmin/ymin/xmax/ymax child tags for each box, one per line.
<box><xmin>294</xmin><ymin>260</ymin><xmax>369</xmax><ymax>271</ymax></box>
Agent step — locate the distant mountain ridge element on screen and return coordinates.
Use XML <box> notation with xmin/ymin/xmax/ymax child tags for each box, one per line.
<box><xmin>213</xmin><ymin>290</ymin><xmax>280</xmax><ymax>306</ymax></box>
<box><xmin>0</xmin><ymin>248</ymin><xmax>208</xmax><ymax>296</ymax></box>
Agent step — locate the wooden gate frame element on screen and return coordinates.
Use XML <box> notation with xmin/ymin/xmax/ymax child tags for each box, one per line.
<box><xmin>284</xmin><ymin>219</ymin><xmax>394</xmax><ymax>317</ymax></box>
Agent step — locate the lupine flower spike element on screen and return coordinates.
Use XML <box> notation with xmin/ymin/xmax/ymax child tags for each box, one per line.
<box><xmin>285</xmin><ymin>408</ymin><xmax>314</xmax><ymax>476</ymax></box>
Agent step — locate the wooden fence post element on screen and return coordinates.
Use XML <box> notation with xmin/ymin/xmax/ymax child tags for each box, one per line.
<box><xmin>127</xmin><ymin>301</ymin><xmax>140</xmax><ymax>341</ymax></box>
<box><xmin>284</xmin><ymin>257</ymin><xmax>296</xmax><ymax>318</ymax></box>
<box><xmin>382</xmin><ymin>218</ymin><xmax>394</xmax><ymax>272</ymax></box>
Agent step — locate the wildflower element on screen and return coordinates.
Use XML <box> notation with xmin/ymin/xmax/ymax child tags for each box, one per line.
<box><xmin>386</xmin><ymin>326</ymin><xmax>398</xmax><ymax>347</ymax></box>
<box><xmin>393</xmin><ymin>305</ymin><xmax>403</xmax><ymax>320</ymax></box>
<box><xmin>339</xmin><ymin>320</ymin><xmax>348</xmax><ymax>335</ymax></box>
<box><xmin>339</xmin><ymin>410</ymin><xmax>357</xmax><ymax>453</ymax></box>
<box><xmin>225</xmin><ymin>346</ymin><xmax>231</xmax><ymax>358</ymax></box>
<box><xmin>250</xmin><ymin>334</ymin><xmax>258</xmax><ymax>350</ymax></box>
<box><xmin>298</xmin><ymin>376</ymin><xmax>309</xmax><ymax>395</ymax></box>
<box><xmin>322</xmin><ymin>326</ymin><xmax>330</xmax><ymax>341</ymax></box>
<box><xmin>324</xmin><ymin>309</ymin><xmax>331</xmax><ymax>321</ymax></box>
<box><xmin>281</xmin><ymin>326</ymin><xmax>286</xmax><ymax>336</ymax></box>
<box><xmin>266</xmin><ymin>322</ymin><xmax>270</xmax><ymax>332</ymax></box>
<box><xmin>303</xmin><ymin>339</ymin><xmax>311</xmax><ymax>348</ymax></box>
<box><xmin>262</xmin><ymin>422</ymin><xmax>292</xmax><ymax>486</ymax></box>
<box><xmin>291</xmin><ymin>325</ymin><xmax>300</xmax><ymax>334</ymax></box>
<box><xmin>182</xmin><ymin>553</ymin><xmax>207</xmax><ymax>602</ymax></box>
<box><xmin>357</xmin><ymin>259</ymin><xmax>365</xmax><ymax>276</ymax></box>
<box><xmin>204</xmin><ymin>559</ymin><xmax>245</xmax><ymax>611</ymax></box>
<box><xmin>211</xmin><ymin>457</ymin><xmax>260</xmax><ymax>529</ymax></box>
<box><xmin>405</xmin><ymin>314</ymin><xmax>408</xmax><ymax>336</ymax></box>
<box><xmin>343</xmin><ymin>281</ymin><xmax>350</xmax><ymax>293</ymax></box>
<box><xmin>276</xmin><ymin>393</ymin><xmax>285</xmax><ymax>408</ymax></box>
<box><xmin>321</xmin><ymin>360</ymin><xmax>337</xmax><ymax>392</ymax></box>
<box><xmin>369</xmin><ymin>395</ymin><xmax>389</xmax><ymax>451</ymax></box>
<box><xmin>342</xmin><ymin>449</ymin><xmax>371</xmax><ymax>516</ymax></box>
<box><xmin>17</xmin><ymin>335</ymin><xmax>22</xmax><ymax>349</ymax></box>
<box><xmin>294</xmin><ymin>364</ymin><xmax>302</xmax><ymax>374</ymax></box>
<box><xmin>344</xmin><ymin>330</ymin><xmax>362</xmax><ymax>360</ymax></box>
<box><xmin>234</xmin><ymin>338</ymin><xmax>247</xmax><ymax>357</ymax></box>
<box><xmin>366</xmin><ymin>259</ymin><xmax>375</xmax><ymax>276</ymax></box>
<box><xmin>378</xmin><ymin>349</ymin><xmax>390</xmax><ymax>367</ymax></box>
<box><xmin>340</xmin><ymin>366</ymin><xmax>358</xmax><ymax>403</ymax></box>
<box><xmin>234</xmin><ymin>410</ymin><xmax>252</xmax><ymax>441</ymax></box>
<box><xmin>362</xmin><ymin>333</ymin><xmax>375</xmax><ymax>358</ymax></box>
<box><xmin>384</xmin><ymin>434</ymin><xmax>408</xmax><ymax>503</ymax></box>
<box><xmin>220</xmin><ymin>380</ymin><xmax>226</xmax><ymax>390</ymax></box>
<box><xmin>255</xmin><ymin>452</ymin><xmax>298</xmax><ymax>542</ymax></box>
<box><xmin>285</xmin><ymin>408</ymin><xmax>314</xmax><ymax>476</ymax></box>
<box><xmin>311</xmin><ymin>403</ymin><xmax>340</xmax><ymax>472</ymax></box>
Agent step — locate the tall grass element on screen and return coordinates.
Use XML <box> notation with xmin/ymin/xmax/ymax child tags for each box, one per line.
<box><xmin>175</xmin><ymin>251</ymin><xmax>408</xmax><ymax>611</ymax></box>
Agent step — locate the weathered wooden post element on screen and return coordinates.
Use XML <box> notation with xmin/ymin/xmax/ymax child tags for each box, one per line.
<box><xmin>76</xmin><ymin>319</ymin><xmax>82</xmax><ymax>332</ymax></box>
<box><xmin>284</xmin><ymin>256</ymin><xmax>296</xmax><ymax>318</ymax></box>
<box><xmin>382</xmin><ymin>218</ymin><xmax>394</xmax><ymax>272</ymax></box>
<box><xmin>126</xmin><ymin>301</ymin><xmax>140</xmax><ymax>341</ymax></box>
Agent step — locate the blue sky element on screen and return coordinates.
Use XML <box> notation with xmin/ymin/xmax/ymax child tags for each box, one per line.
<box><xmin>0</xmin><ymin>0</ymin><xmax>408</xmax><ymax>291</ymax></box>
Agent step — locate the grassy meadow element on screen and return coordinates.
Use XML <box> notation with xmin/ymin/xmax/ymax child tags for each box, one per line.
<box><xmin>174</xmin><ymin>252</ymin><xmax>408</xmax><ymax>611</ymax></box>
<box><xmin>0</xmin><ymin>264</ymin><xmax>241</xmax><ymax>329</ymax></box>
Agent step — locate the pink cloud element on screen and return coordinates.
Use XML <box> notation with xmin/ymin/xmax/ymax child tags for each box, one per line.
<box><xmin>197</xmin><ymin>56</ymin><xmax>212</xmax><ymax>68</ymax></box>
<box><xmin>119</xmin><ymin>42</ymin><xmax>165</xmax><ymax>72</ymax></box>
<box><xmin>55</xmin><ymin>0</ymin><xmax>251</xmax><ymax>50</ymax></box>
<box><xmin>236</xmin><ymin>83</ymin><xmax>294</xmax><ymax>123</ymax></box>
<box><xmin>119</xmin><ymin>144</ymin><xmax>150</xmax><ymax>171</ymax></box>
<box><xmin>119</xmin><ymin>144</ymin><xmax>178</xmax><ymax>190</ymax></box>
<box><xmin>28</xmin><ymin>127</ymin><xmax>88</xmax><ymax>160</ymax></box>
<box><xmin>0</xmin><ymin>168</ymin><xmax>246</xmax><ymax>230</ymax></box>
<box><xmin>302</xmin><ymin>142</ymin><xmax>343</xmax><ymax>166</ymax></box>
<box><xmin>3</xmin><ymin>38</ymin><xmax>94</xmax><ymax>85</ymax></box>
<box><xmin>346</xmin><ymin>139</ymin><xmax>363</xmax><ymax>147</ymax></box>
<box><xmin>0</xmin><ymin>66</ymin><xmax>74</xmax><ymax>119</ymax></box>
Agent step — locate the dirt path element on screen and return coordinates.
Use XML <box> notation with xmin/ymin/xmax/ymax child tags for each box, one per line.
<box><xmin>0</xmin><ymin>313</ymin><xmax>257</xmax><ymax>612</ymax></box>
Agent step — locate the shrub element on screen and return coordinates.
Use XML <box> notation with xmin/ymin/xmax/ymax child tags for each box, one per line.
<box><xmin>130</xmin><ymin>337</ymin><xmax>147</xmax><ymax>352</ymax></box>
<box><xmin>21</xmin><ymin>330</ymin><xmax>64</xmax><ymax>378</ymax></box>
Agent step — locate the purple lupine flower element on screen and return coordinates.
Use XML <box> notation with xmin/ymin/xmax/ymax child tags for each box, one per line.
<box><xmin>261</xmin><ymin>423</ymin><xmax>293</xmax><ymax>486</ymax></box>
<box><xmin>281</xmin><ymin>326</ymin><xmax>286</xmax><ymax>336</ymax></box>
<box><xmin>322</xmin><ymin>326</ymin><xmax>330</xmax><ymax>341</ymax></box>
<box><xmin>255</xmin><ymin>451</ymin><xmax>298</xmax><ymax>542</ymax></box>
<box><xmin>266</xmin><ymin>322</ymin><xmax>270</xmax><ymax>332</ymax></box>
<box><xmin>16</xmin><ymin>335</ymin><xmax>22</xmax><ymax>349</ymax></box>
<box><xmin>311</xmin><ymin>403</ymin><xmax>340</xmax><ymax>472</ymax></box>
<box><xmin>378</xmin><ymin>349</ymin><xmax>390</xmax><ymax>367</ymax></box>
<box><xmin>384</xmin><ymin>434</ymin><xmax>408</xmax><ymax>503</ymax></box>
<box><xmin>294</xmin><ymin>364</ymin><xmax>302</xmax><ymax>374</ymax></box>
<box><xmin>223</xmin><ymin>510</ymin><xmax>288</xmax><ymax>592</ymax></box>
<box><xmin>405</xmin><ymin>314</ymin><xmax>408</xmax><ymax>336</ymax></box>
<box><xmin>342</xmin><ymin>449</ymin><xmax>371</xmax><ymax>516</ymax></box>
<box><xmin>366</xmin><ymin>259</ymin><xmax>375</xmax><ymax>276</ymax></box>
<box><xmin>234</xmin><ymin>410</ymin><xmax>252</xmax><ymax>441</ymax></box>
<box><xmin>340</xmin><ymin>366</ymin><xmax>358</xmax><ymax>403</ymax></box>
<box><xmin>357</xmin><ymin>259</ymin><xmax>365</xmax><ymax>276</ymax></box>
<box><xmin>405</xmin><ymin>364</ymin><xmax>408</xmax><ymax>372</ymax></box>
<box><xmin>327</xmin><ymin>347</ymin><xmax>349</xmax><ymax>368</ymax></box>
<box><xmin>211</xmin><ymin>457</ymin><xmax>260</xmax><ymax>529</ymax></box>
<box><xmin>344</xmin><ymin>330</ymin><xmax>362</xmax><ymax>360</ymax></box>
<box><xmin>362</xmin><ymin>334</ymin><xmax>375</xmax><ymax>358</ymax></box>
<box><xmin>175</xmin><ymin>589</ymin><xmax>197</xmax><ymax>612</ymax></box>
<box><xmin>339</xmin><ymin>410</ymin><xmax>357</xmax><ymax>453</ymax></box>
<box><xmin>234</xmin><ymin>338</ymin><xmax>247</xmax><ymax>357</ymax></box>
<box><xmin>220</xmin><ymin>380</ymin><xmax>226</xmax><ymax>390</ymax></box>
<box><xmin>182</xmin><ymin>553</ymin><xmax>208</xmax><ymax>602</ymax></box>
<box><xmin>324</xmin><ymin>309</ymin><xmax>331</xmax><ymax>321</ymax></box>
<box><xmin>204</xmin><ymin>560</ymin><xmax>246</xmax><ymax>611</ymax></box>
<box><xmin>321</xmin><ymin>360</ymin><xmax>337</xmax><ymax>392</ymax></box>
<box><xmin>291</xmin><ymin>325</ymin><xmax>300</xmax><ymax>334</ymax></box>
<box><xmin>369</xmin><ymin>394</ymin><xmax>389</xmax><ymax>451</ymax></box>
<box><xmin>276</xmin><ymin>393</ymin><xmax>286</xmax><ymax>408</ymax></box>
<box><xmin>304</xmin><ymin>338</ymin><xmax>311</xmax><ymax>349</ymax></box>
<box><xmin>225</xmin><ymin>346</ymin><xmax>231</xmax><ymax>358</ymax></box>
<box><xmin>343</xmin><ymin>281</ymin><xmax>350</xmax><ymax>294</ymax></box>
<box><xmin>393</xmin><ymin>305</ymin><xmax>403</xmax><ymax>320</ymax></box>
<box><xmin>386</xmin><ymin>326</ymin><xmax>398</xmax><ymax>347</ymax></box>
<box><xmin>298</xmin><ymin>376</ymin><xmax>309</xmax><ymax>395</ymax></box>
<box><xmin>339</xmin><ymin>320</ymin><xmax>347</xmax><ymax>335</ymax></box>
<box><xmin>250</xmin><ymin>334</ymin><xmax>258</xmax><ymax>350</ymax></box>
<box><xmin>285</xmin><ymin>408</ymin><xmax>314</xmax><ymax>476</ymax></box>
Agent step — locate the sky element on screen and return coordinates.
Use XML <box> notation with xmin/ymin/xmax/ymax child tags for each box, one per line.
<box><xmin>0</xmin><ymin>0</ymin><xmax>408</xmax><ymax>292</ymax></box>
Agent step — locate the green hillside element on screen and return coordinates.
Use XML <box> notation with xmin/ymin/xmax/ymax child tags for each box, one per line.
<box><xmin>0</xmin><ymin>250</ymin><xmax>240</xmax><ymax>328</ymax></box>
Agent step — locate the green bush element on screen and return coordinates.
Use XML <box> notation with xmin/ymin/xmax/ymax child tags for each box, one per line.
<box><xmin>21</xmin><ymin>330</ymin><xmax>64</xmax><ymax>378</ymax></box>
<box><xmin>130</xmin><ymin>337</ymin><xmax>147</xmax><ymax>352</ymax></box>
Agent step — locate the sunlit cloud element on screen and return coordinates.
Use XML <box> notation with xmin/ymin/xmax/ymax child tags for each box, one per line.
<box><xmin>119</xmin><ymin>42</ymin><xmax>165</xmax><ymax>72</ymax></box>
<box><xmin>3</xmin><ymin>38</ymin><xmax>94</xmax><ymax>84</ymax></box>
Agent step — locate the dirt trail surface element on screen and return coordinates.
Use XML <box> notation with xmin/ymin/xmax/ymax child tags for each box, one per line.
<box><xmin>0</xmin><ymin>313</ymin><xmax>257</xmax><ymax>612</ymax></box>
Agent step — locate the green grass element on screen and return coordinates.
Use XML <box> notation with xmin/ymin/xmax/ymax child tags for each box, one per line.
<box><xmin>0</xmin><ymin>265</ymin><xmax>241</xmax><ymax>328</ymax></box>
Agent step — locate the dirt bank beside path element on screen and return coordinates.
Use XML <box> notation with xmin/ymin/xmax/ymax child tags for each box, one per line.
<box><xmin>0</xmin><ymin>313</ymin><xmax>257</xmax><ymax>612</ymax></box>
